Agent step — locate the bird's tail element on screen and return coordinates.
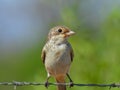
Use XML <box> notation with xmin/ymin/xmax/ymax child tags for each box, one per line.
<box><xmin>55</xmin><ymin>76</ymin><xmax>66</xmax><ymax>90</ymax></box>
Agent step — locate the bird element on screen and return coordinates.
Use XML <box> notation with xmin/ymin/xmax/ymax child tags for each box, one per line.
<box><xmin>41</xmin><ymin>26</ymin><xmax>75</xmax><ymax>90</ymax></box>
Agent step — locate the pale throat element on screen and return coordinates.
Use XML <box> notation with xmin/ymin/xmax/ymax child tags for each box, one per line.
<box><xmin>49</xmin><ymin>36</ymin><xmax>68</xmax><ymax>45</ymax></box>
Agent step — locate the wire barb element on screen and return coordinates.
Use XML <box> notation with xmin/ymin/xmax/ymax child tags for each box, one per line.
<box><xmin>0</xmin><ymin>81</ymin><xmax>120</xmax><ymax>89</ymax></box>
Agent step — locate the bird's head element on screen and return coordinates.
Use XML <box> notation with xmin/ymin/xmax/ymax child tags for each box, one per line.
<box><xmin>48</xmin><ymin>26</ymin><xmax>75</xmax><ymax>42</ymax></box>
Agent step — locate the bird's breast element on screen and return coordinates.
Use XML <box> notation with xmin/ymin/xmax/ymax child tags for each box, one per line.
<box><xmin>45</xmin><ymin>43</ymin><xmax>72</xmax><ymax>76</ymax></box>
<box><xmin>45</xmin><ymin>43</ymin><xmax>71</xmax><ymax>67</ymax></box>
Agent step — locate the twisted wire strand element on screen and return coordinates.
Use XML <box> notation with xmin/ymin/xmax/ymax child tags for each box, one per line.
<box><xmin>0</xmin><ymin>81</ymin><xmax>120</xmax><ymax>88</ymax></box>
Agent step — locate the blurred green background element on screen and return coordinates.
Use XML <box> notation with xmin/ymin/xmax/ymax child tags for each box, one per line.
<box><xmin>0</xmin><ymin>0</ymin><xmax>120</xmax><ymax>90</ymax></box>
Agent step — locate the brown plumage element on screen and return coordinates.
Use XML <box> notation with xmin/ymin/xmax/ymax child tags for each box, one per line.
<box><xmin>41</xmin><ymin>26</ymin><xmax>75</xmax><ymax>90</ymax></box>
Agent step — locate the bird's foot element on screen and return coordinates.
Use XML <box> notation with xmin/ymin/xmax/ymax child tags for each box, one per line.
<box><xmin>45</xmin><ymin>81</ymin><xmax>49</xmax><ymax>88</ymax></box>
<box><xmin>69</xmin><ymin>81</ymin><xmax>74</xmax><ymax>88</ymax></box>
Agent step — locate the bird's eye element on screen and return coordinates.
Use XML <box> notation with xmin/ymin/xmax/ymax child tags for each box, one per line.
<box><xmin>58</xmin><ymin>29</ymin><xmax>62</xmax><ymax>33</ymax></box>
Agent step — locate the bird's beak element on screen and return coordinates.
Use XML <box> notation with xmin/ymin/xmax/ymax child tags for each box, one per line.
<box><xmin>66</xmin><ymin>30</ymin><xmax>75</xmax><ymax>36</ymax></box>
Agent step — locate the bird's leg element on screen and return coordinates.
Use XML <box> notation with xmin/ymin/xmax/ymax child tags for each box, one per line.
<box><xmin>66</xmin><ymin>73</ymin><xmax>74</xmax><ymax>87</ymax></box>
<box><xmin>45</xmin><ymin>73</ymin><xmax>51</xmax><ymax>88</ymax></box>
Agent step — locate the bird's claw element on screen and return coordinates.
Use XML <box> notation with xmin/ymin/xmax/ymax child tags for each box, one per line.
<box><xmin>69</xmin><ymin>81</ymin><xmax>74</xmax><ymax>88</ymax></box>
<box><xmin>45</xmin><ymin>81</ymin><xmax>49</xmax><ymax>88</ymax></box>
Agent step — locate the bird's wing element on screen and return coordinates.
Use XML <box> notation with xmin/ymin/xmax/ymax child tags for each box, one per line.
<box><xmin>41</xmin><ymin>47</ymin><xmax>46</xmax><ymax>64</ymax></box>
<box><xmin>70</xmin><ymin>48</ymin><xmax>74</xmax><ymax>62</ymax></box>
<box><xmin>67</xmin><ymin>43</ymin><xmax>74</xmax><ymax>62</ymax></box>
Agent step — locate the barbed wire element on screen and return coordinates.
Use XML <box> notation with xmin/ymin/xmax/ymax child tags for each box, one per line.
<box><xmin>0</xmin><ymin>81</ymin><xmax>120</xmax><ymax>90</ymax></box>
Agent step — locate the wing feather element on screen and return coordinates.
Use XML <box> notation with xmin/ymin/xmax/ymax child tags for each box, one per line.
<box><xmin>41</xmin><ymin>48</ymin><xmax>46</xmax><ymax>64</ymax></box>
<box><xmin>70</xmin><ymin>48</ymin><xmax>74</xmax><ymax>62</ymax></box>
